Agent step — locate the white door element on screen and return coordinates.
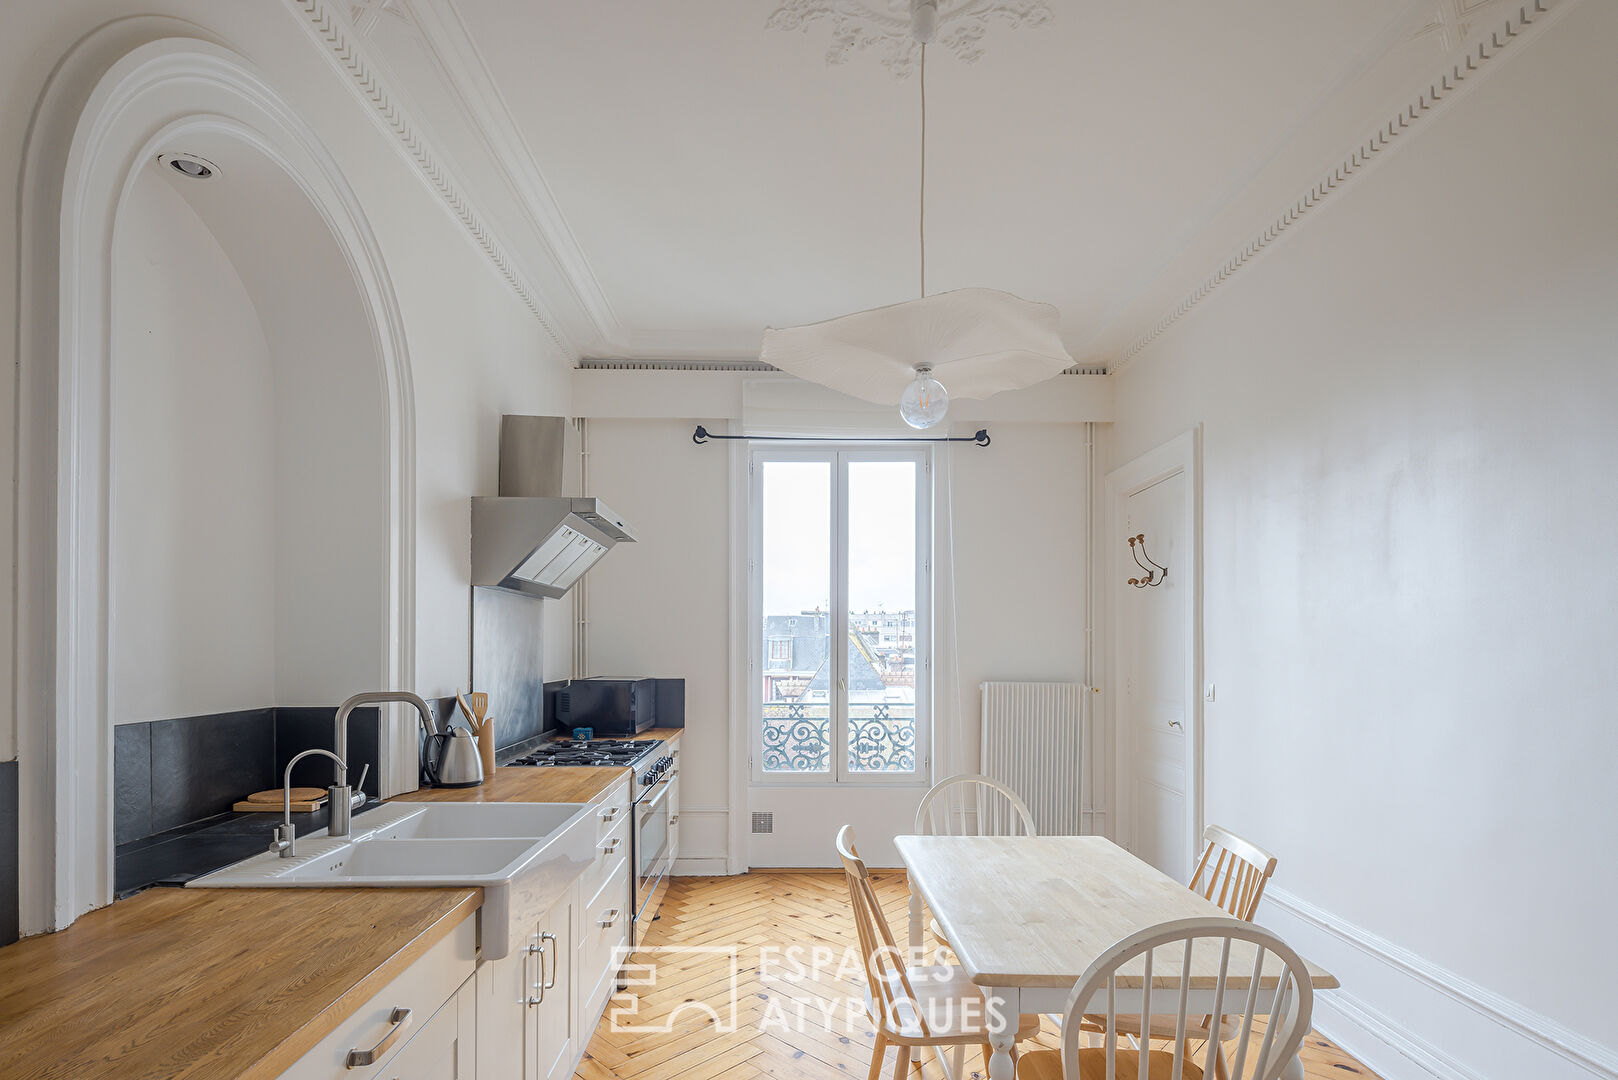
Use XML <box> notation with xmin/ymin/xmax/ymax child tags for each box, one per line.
<box><xmin>1110</xmin><ymin>433</ymin><xmax>1200</xmax><ymax>881</ymax></box>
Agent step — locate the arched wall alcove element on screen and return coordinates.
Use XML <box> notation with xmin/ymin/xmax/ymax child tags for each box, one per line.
<box><xmin>112</xmin><ymin>136</ymin><xmax>386</xmax><ymax>720</ymax></box>
<box><xmin>15</xmin><ymin>31</ymin><xmax>417</xmax><ymax>932</ymax></box>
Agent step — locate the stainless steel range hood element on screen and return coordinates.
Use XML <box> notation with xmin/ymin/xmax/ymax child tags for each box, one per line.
<box><xmin>471</xmin><ymin>416</ymin><xmax>635</xmax><ymax>599</ymax></box>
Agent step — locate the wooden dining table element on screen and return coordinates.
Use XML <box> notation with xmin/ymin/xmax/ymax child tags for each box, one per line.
<box><xmin>895</xmin><ymin>835</ymin><xmax>1339</xmax><ymax>1080</ymax></box>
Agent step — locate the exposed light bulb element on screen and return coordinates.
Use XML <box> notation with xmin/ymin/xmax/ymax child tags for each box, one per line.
<box><xmin>911</xmin><ymin>0</ymin><xmax>938</xmax><ymax>43</ymax></box>
<box><xmin>899</xmin><ymin>366</ymin><xmax>948</xmax><ymax>429</ymax></box>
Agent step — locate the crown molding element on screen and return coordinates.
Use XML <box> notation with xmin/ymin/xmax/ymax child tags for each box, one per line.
<box><xmin>392</xmin><ymin>0</ymin><xmax>622</xmax><ymax>349</ymax></box>
<box><xmin>1111</xmin><ymin>0</ymin><xmax>1573</xmax><ymax>373</ymax></box>
<box><xmin>281</xmin><ymin>0</ymin><xmax>575</xmax><ymax>358</ymax></box>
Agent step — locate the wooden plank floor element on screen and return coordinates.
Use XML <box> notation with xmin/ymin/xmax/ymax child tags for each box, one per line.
<box><xmin>575</xmin><ymin>872</ymin><xmax>1378</xmax><ymax>1080</ymax></box>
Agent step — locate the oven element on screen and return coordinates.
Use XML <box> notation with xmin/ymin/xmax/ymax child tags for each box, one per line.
<box><xmin>631</xmin><ymin>749</ymin><xmax>677</xmax><ymax>943</ymax></box>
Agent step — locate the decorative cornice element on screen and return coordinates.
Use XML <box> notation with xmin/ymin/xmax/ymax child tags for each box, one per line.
<box><xmin>1115</xmin><ymin>0</ymin><xmax>1564</xmax><ymax>372</ymax></box>
<box><xmin>396</xmin><ymin>0</ymin><xmax>622</xmax><ymax>351</ymax></box>
<box><xmin>766</xmin><ymin>0</ymin><xmax>1054</xmax><ymax>77</ymax></box>
<box><xmin>284</xmin><ymin>0</ymin><xmax>572</xmax><ymax>357</ymax></box>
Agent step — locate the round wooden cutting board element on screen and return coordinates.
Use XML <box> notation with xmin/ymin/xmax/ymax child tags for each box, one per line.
<box><xmin>244</xmin><ymin>787</ymin><xmax>325</xmax><ymax>804</ymax></box>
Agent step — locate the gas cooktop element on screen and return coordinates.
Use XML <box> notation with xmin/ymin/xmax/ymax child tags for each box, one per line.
<box><xmin>508</xmin><ymin>738</ymin><xmax>660</xmax><ymax>768</ymax></box>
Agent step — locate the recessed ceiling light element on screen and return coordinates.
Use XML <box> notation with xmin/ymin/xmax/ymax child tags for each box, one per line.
<box><xmin>157</xmin><ymin>152</ymin><xmax>220</xmax><ymax>180</ymax></box>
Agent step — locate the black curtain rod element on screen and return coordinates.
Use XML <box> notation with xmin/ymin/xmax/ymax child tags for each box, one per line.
<box><xmin>692</xmin><ymin>425</ymin><xmax>989</xmax><ymax>446</ymax></box>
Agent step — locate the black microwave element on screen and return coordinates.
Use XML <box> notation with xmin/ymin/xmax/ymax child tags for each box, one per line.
<box><xmin>551</xmin><ymin>677</ymin><xmax>683</xmax><ymax>735</ymax></box>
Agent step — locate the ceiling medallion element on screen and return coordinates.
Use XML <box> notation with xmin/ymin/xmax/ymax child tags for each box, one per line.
<box><xmin>766</xmin><ymin>0</ymin><xmax>1054</xmax><ymax>77</ymax></box>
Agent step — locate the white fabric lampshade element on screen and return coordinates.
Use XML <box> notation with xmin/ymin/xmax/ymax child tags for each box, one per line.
<box><xmin>760</xmin><ymin>287</ymin><xmax>1074</xmax><ymax>405</ymax></box>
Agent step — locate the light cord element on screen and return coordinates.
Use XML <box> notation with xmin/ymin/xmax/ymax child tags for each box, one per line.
<box><xmin>919</xmin><ymin>43</ymin><xmax>927</xmax><ymax>300</ymax></box>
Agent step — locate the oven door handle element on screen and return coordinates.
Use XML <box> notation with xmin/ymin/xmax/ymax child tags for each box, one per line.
<box><xmin>640</xmin><ymin>776</ymin><xmax>673</xmax><ymax>811</ymax></box>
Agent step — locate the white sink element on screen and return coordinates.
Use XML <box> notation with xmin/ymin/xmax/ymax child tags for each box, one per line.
<box><xmin>366</xmin><ymin>803</ymin><xmax>583</xmax><ymax>840</ymax></box>
<box><xmin>189</xmin><ymin>801</ymin><xmax>599</xmax><ymax>958</ymax></box>
<box><xmin>277</xmin><ymin>838</ymin><xmax>538</xmax><ymax>881</ymax></box>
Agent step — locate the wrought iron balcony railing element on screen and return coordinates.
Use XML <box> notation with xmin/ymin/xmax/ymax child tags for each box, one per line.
<box><xmin>760</xmin><ymin>703</ymin><xmax>916</xmax><ymax>773</ymax></box>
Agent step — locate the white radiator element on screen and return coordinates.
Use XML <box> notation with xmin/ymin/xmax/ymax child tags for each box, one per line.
<box><xmin>980</xmin><ymin>681</ymin><xmax>1104</xmax><ymax>836</ymax></box>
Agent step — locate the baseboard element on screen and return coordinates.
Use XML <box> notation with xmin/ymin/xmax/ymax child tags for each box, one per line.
<box><xmin>1260</xmin><ymin>887</ymin><xmax>1617</xmax><ymax>1080</ymax></box>
<box><xmin>671</xmin><ymin>857</ymin><xmax>733</xmax><ymax>877</ymax></box>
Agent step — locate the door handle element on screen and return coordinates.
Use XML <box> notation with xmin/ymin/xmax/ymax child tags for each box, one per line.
<box><xmin>525</xmin><ymin>940</ymin><xmax>545</xmax><ymax>1006</ymax></box>
<box><xmin>600</xmin><ymin>837</ymin><xmax>621</xmax><ymax>855</ymax></box>
<box><xmin>540</xmin><ymin>931</ymin><xmax>558</xmax><ymax>989</ymax></box>
<box><xmin>599</xmin><ymin>908</ymin><xmax>620</xmax><ymax>928</ymax></box>
<box><xmin>346</xmin><ymin>1007</ymin><xmax>411</xmax><ymax>1066</ymax></box>
<box><xmin>1168</xmin><ymin>720</ymin><xmax>1183</xmax><ymax>730</ymax></box>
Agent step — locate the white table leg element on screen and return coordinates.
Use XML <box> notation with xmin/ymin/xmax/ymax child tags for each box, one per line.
<box><xmin>986</xmin><ymin>987</ymin><xmax>1016</xmax><ymax>1080</ymax></box>
<box><xmin>908</xmin><ymin>888</ymin><xmax>924</xmax><ymax>957</ymax></box>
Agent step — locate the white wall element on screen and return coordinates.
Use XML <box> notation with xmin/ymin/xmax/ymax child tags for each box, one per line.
<box><xmin>1108</xmin><ymin>3</ymin><xmax>1618</xmax><ymax>1074</ymax></box>
<box><xmin>110</xmin><ymin>174</ymin><xmax>278</xmax><ymax>721</ymax></box>
<box><xmin>581</xmin><ymin>418</ymin><xmax>1092</xmax><ymax>871</ymax></box>
<box><xmin>578</xmin><ymin>420</ymin><xmax>733</xmax><ymax>869</ymax></box>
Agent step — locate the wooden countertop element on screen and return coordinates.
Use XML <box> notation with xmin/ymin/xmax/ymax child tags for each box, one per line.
<box><xmin>0</xmin><ymin>886</ymin><xmax>481</xmax><ymax>1080</ymax></box>
<box><xmin>398</xmin><ymin>728</ymin><xmax>682</xmax><ymax>805</ymax></box>
<box><xmin>396</xmin><ymin>764</ymin><xmax>629</xmax><ymax>804</ymax></box>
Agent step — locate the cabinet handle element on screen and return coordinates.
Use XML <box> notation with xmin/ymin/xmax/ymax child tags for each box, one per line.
<box><xmin>346</xmin><ymin>1007</ymin><xmax>411</xmax><ymax>1067</ymax></box>
<box><xmin>540</xmin><ymin>931</ymin><xmax>559</xmax><ymax>989</ymax></box>
<box><xmin>669</xmin><ymin>815</ymin><xmax>679</xmax><ymax>826</ymax></box>
<box><xmin>599</xmin><ymin>908</ymin><xmax>620</xmax><ymax>929</ymax></box>
<box><xmin>525</xmin><ymin>941</ymin><xmax>545</xmax><ymax>1006</ymax></box>
<box><xmin>600</xmin><ymin>837</ymin><xmax>621</xmax><ymax>855</ymax></box>
<box><xmin>600</xmin><ymin>806</ymin><xmax>620</xmax><ymax>822</ymax></box>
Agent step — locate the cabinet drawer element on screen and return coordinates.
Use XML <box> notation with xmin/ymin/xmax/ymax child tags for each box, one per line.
<box><xmin>279</xmin><ymin>916</ymin><xmax>476</xmax><ymax>1080</ymax></box>
<box><xmin>385</xmin><ymin>974</ymin><xmax>475</xmax><ymax>1080</ymax></box>
<box><xmin>578</xmin><ymin>813</ymin><xmax>630</xmax><ymax>904</ymax></box>
<box><xmin>577</xmin><ymin>869</ymin><xmax>631</xmax><ymax>1024</ymax></box>
<box><xmin>592</xmin><ymin>777</ymin><xmax>632</xmax><ymax>842</ymax></box>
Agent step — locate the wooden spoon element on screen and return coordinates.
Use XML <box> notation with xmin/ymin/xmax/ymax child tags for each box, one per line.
<box><xmin>456</xmin><ymin>691</ymin><xmax>478</xmax><ymax>732</ymax></box>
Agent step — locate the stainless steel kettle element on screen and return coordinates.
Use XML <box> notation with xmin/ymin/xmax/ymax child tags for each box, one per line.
<box><xmin>424</xmin><ymin>726</ymin><xmax>485</xmax><ymax>788</ymax></box>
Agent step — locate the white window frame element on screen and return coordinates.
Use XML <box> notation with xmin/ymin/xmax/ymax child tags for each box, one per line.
<box><xmin>748</xmin><ymin>445</ymin><xmax>932</xmax><ymax>787</ymax></box>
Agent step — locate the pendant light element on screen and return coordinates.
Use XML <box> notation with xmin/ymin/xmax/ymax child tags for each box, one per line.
<box><xmin>762</xmin><ymin>1</ymin><xmax>1073</xmax><ymax>429</ymax></box>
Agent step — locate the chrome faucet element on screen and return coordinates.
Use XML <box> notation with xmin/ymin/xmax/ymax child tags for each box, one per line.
<box><xmin>330</xmin><ymin>691</ymin><xmax>435</xmax><ymax>837</ymax></box>
<box><xmin>271</xmin><ymin>748</ymin><xmax>367</xmax><ymax>858</ymax></box>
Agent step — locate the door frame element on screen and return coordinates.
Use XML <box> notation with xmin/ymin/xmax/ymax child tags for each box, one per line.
<box><xmin>1105</xmin><ymin>428</ymin><xmax>1202</xmax><ymax>875</ymax></box>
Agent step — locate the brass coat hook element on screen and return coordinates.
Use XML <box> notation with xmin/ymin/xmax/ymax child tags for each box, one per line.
<box><xmin>1127</xmin><ymin>533</ymin><xmax>1167</xmax><ymax>588</ymax></box>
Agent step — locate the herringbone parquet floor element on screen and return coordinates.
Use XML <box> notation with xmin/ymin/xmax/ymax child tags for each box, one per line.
<box><xmin>574</xmin><ymin>872</ymin><xmax>1379</xmax><ymax>1080</ymax></box>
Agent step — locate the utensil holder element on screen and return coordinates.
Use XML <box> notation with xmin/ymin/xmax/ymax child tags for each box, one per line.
<box><xmin>476</xmin><ymin>717</ymin><xmax>497</xmax><ymax>779</ymax></box>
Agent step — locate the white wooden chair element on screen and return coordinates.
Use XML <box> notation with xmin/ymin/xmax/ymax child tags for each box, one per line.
<box><xmin>1187</xmin><ymin>826</ymin><xmax>1277</xmax><ymax>922</ymax></box>
<box><xmin>915</xmin><ymin>773</ymin><xmax>1037</xmax><ymax>839</ymax></box>
<box><xmin>1019</xmin><ymin>916</ymin><xmax>1314</xmax><ymax>1080</ymax></box>
<box><xmin>914</xmin><ymin>774</ymin><xmax>1037</xmax><ymax>957</ymax></box>
<box><xmin>1078</xmin><ymin>826</ymin><xmax>1281</xmax><ymax>1076</ymax></box>
<box><xmin>838</xmin><ymin>825</ymin><xmax>1041</xmax><ymax>1079</ymax></box>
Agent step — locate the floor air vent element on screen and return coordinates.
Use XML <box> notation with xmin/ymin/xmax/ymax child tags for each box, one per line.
<box><xmin>751</xmin><ymin>812</ymin><xmax>774</xmax><ymax>834</ymax></box>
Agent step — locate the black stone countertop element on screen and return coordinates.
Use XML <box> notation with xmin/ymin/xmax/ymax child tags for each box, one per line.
<box><xmin>113</xmin><ymin>798</ymin><xmax>382</xmax><ymax>898</ymax></box>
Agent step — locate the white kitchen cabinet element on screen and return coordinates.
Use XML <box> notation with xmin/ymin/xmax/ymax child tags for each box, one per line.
<box><xmin>478</xmin><ymin>777</ymin><xmax>631</xmax><ymax>1080</ymax></box>
<box><xmin>278</xmin><ymin>916</ymin><xmax>477</xmax><ymax>1080</ymax></box>
<box><xmin>386</xmin><ymin>974</ymin><xmax>477</xmax><ymax>1079</ymax></box>
<box><xmin>534</xmin><ymin>887</ymin><xmax>576</xmax><ymax>1080</ymax></box>
<box><xmin>476</xmin><ymin>887</ymin><xmax>573</xmax><ymax>1080</ymax></box>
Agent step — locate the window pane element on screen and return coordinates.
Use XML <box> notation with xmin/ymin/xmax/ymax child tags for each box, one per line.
<box><xmin>760</xmin><ymin>461</ymin><xmax>831</xmax><ymax>774</ymax></box>
<box><xmin>846</xmin><ymin>461</ymin><xmax>917</xmax><ymax>773</ymax></box>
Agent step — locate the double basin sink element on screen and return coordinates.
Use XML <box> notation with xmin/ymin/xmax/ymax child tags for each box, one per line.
<box><xmin>190</xmin><ymin>801</ymin><xmax>599</xmax><ymax>959</ymax></box>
